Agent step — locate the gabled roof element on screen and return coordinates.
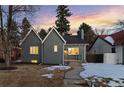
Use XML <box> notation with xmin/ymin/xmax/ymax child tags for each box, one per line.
<box><xmin>98</xmin><ymin>30</ymin><xmax>124</xmax><ymax>45</ymax></box>
<box><xmin>88</xmin><ymin>35</ymin><xmax>114</xmax><ymax>51</ymax></box>
<box><xmin>111</xmin><ymin>30</ymin><xmax>124</xmax><ymax>45</ymax></box>
<box><xmin>42</xmin><ymin>26</ymin><xmax>66</xmax><ymax>43</ymax></box>
<box><xmin>19</xmin><ymin>28</ymin><xmax>42</xmax><ymax>46</ymax></box>
<box><xmin>63</xmin><ymin>35</ymin><xmax>85</xmax><ymax>44</ymax></box>
<box><xmin>88</xmin><ymin>30</ymin><xmax>124</xmax><ymax>51</ymax></box>
<box><xmin>99</xmin><ymin>35</ymin><xmax>109</xmax><ymax>38</ymax></box>
<box><xmin>98</xmin><ymin>35</ymin><xmax>114</xmax><ymax>45</ymax></box>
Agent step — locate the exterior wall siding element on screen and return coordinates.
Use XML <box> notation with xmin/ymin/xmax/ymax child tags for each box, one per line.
<box><xmin>123</xmin><ymin>45</ymin><xmax>124</xmax><ymax>64</ymax></box>
<box><xmin>89</xmin><ymin>38</ymin><xmax>113</xmax><ymax>54</ymax></box>
<box><xmin>21</xmin><ymin>31</ymin><xmax>42</xmax><ymax>63</ymax></box>
<box><xmin>21</xmin><ymin>29</ymin><xmax>86</xmax><ymax>64</ymax></box>
<box><xmin>116</xmin><ymin>45</ymin><xmax>123</xmax><ymax>64</ymax></box>
<box><xmin>43</xmin><ymin>30</ymin><xmax>64</xmax><ymax>65</ymax></box>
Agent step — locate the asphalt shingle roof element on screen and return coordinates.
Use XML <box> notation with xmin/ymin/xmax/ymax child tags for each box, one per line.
<box><xmin>63</xmin><ymin>35</ymin><xmax>85</xmax><ymax>44</ymax></box>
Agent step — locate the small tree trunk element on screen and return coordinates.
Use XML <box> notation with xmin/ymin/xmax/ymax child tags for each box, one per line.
<box><xmin>4</xmin><ymin>5</ymin><xmax>13</xmax><ymax>67</ymax></box>
<box><xmin>5</xmin><ymin>52</ymin><xmax>10</xmax><ymax>67</ymax></box>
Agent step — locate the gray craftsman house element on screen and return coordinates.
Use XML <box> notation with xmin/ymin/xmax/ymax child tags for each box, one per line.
<box><xmin>20</xmin><ymin>27</ymin><xmax>87</xmax><ymax>65</ymax></box>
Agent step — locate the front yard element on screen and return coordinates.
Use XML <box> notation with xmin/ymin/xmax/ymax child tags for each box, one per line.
<box><xmin>0</xmin><ymin>63</ymin><xmax>66</xmax><ymax>87</ymax></box>
<box><xmin>1</xmin><ymin>62</ymin><xmax>124</xmax><ymax>87</ymax></box>
<box><xmin>80</xmin><ymin>63</ymin><xmax>124</xmax><ymax>87</ymax></box>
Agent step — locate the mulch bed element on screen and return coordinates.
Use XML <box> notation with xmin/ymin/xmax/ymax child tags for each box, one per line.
<box><xmin>0</xmin><ymin>67</ymin><xmax>17</xmax><ymax>70</ymax></box>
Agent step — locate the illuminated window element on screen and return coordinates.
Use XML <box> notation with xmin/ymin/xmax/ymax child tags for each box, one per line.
<box><xmin>68</xmin><ymin>48</ymin><xmax>79</xmax><ymax>55</ymax></box>
<box><xmin>64</xmin><ymin>50</ymin><xmax>68</xmax><ymax>55</ymax></box>
<box><xmin>54</xmin><ymin>45</ymin><xmax>58</xmax><ymax>52</ymax></box>
<box><xmin>30</xmin><ymin>46</ymin><xmax>38</xmax><ymax>54</ymax></box>
<box><xmin>31</xmin><ymin>60</ymin><xmax>38</xmax><ymax>63</ymax></box>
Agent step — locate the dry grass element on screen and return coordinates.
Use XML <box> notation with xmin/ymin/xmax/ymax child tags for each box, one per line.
<box><xmin>0</xmin><ymin>64</ymin><xmax>64</xmax><ymax>87</ymax></box>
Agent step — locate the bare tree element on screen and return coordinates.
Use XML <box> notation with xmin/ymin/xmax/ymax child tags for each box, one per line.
<box><xmin>0</xmin><ymin>5</ymin><xmax>38</xmax><ymax>67</ymax></box>
<box><xmin>94</xmin><ymin>28</ymin><xmax>106</xmax><ymax>35</ymax></box>
<box><xmin>114</xmin><ymin>20</ymin><xmax>124</xmax><ymax>31</ymax></box>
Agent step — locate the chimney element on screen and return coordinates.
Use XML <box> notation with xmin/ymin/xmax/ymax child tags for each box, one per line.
<box><xmin>81</xmin><ymin>29</ymin><xmax>84</xmax><ymax>40</ymax></box>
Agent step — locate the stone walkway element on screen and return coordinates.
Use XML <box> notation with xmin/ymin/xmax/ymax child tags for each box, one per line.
<box><xmin>64</xmin><ymin>62</ymin><xmax>83</xmax><ymax>87</ymax></box>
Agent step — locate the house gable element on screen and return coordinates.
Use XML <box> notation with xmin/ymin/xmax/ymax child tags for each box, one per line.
<box><xmin>89</xmin><ymin>36</ymin><xmax>113</xmax><ymax>51</ymax></box>
<box><xmin>42</xmin><ymin>27</ymin><xmax>65</xmax><ymax>64</ymax></box>
<box><xmin>20</xmin><ymin>29</ymin><xmax>42</xmax><ymax>46</ymax></box>
<box><xmin>20</xmin><ymin>29</ymin><xmax>42</xmax><ymax>63</ymax></box>
<box><xmin>42</xmin><ymin>26</ymin><xmax>66</xmax><ymax>44</ymax></box>
<box><xmin>89</xmin><ymin>37</ymin><xmax>113</xmax><ymax>54</ymax></box>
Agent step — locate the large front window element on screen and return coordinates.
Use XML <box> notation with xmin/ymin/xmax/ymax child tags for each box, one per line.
<box><xmin>30</xmin><ymin>46</ymin><xmax>39</xmax><ymax>54</ymax></box>
<box><xmin>68</xmin><ymin>47</ymin><xmax>79</xmax><ymax>55</ymax></box>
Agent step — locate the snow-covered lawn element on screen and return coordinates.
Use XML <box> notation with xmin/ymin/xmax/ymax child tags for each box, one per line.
<box><xmin>80</xmin><ymin>63</ymin><xmax>124</xmax><ymax>87</ymax></box>
<box><xmin>44</xmin><ymin>65</ymin><xmax>71</xmax><ymax>71</ymax></box>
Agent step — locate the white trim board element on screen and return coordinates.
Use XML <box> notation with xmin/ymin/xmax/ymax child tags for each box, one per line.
<box><xmin>19</xmin><ymin>28</ymin><xmax>42</xmax><ymax>46</ymax></box>
<box><xmin>65</xmin><ymin>44</ymin><xmax>88</xmax><ymax>46</ymax></box>
<box><xmin>42</xmin><ymin>26</ymin><xmax>66</xmax><ymax>44</ymax></box>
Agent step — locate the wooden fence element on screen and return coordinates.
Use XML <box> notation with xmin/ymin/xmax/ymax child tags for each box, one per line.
<box><xmin>86</xmin><ymin>54</ymin><xmax>103</xmax><ymax>63</ymax></box>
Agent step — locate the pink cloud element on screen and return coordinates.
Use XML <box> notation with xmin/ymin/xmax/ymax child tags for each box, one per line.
<box><xmin>34</xmin><ymin>6</ymin><xmax>124</xmax><ymax>33</ymax></box>
<box><xmin>69</xmin><ymin>6</ymin><xmax>124</xmax><ymax>31</ymax></box>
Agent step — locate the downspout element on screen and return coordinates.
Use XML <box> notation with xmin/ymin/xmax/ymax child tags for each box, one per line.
<box><xmin>63</xmin><ymin>44</ymin><xmax>65</xmax><ymax>65</ymax></box>
<box><xmin>42</xmin><ymin>43</ymin><xmax>44</xmax><ymax>64</ymax></box>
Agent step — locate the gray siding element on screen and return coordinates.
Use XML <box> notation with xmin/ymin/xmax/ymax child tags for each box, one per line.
<box><xmin>116</xmin><ymin>45</ymin><xmax>123</xmax><ymax>64</ymax></box>
<box><xmin>64</xmin><ymin>44</ymin><xmax>86</xmax><ymax>62</ymax></box>
<box><xmin>43</xmin><ymin>30</ymin><xmax>64</xmax><ymax>64</ymax></box>
<box><xmin>122</xmin><ymin>46</ymin><xmax>124</xmax><ymax>64</ymax></box>
<box><xmin>21</xmin><ymin>31</ymin><xmax>42</xmax><ymax>63</ymax></box>
<box><xmin>89</xmin><ymin>38</ymin><xmax>113</xmax><ymax>54</ymax></box>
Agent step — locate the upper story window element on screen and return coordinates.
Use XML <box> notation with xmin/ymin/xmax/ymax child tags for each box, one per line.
<box><xmin>30</xmin><ymin>46</ymin><xmax>39</xmax><ymax>54</ymax></box>
<box><xmin>54</xmin><ymin>45</ymin><xmax>58</xmax><ymax>52</ymax></box>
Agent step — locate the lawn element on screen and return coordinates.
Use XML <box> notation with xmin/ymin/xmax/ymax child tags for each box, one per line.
<box><xmin>0</xmin><ymin>63</ymin><xmax>65</xmax><ymax>87</ymax></box>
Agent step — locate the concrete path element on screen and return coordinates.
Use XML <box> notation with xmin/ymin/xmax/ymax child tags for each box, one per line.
<box><xmin>64</xmin><ymin>62</ymin><xmax>83</xmax><ymax>87</ymax></box>
<box><xmin>65</xmin><ymin>62</ymin><xmax>82</xmax><ymax>79</ymax></box>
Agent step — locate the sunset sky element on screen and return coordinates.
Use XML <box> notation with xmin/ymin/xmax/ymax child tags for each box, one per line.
<box><xmin>32</xmin><ymin>5</ymin><xmax>124</xmax><ymax>33</ymax></box>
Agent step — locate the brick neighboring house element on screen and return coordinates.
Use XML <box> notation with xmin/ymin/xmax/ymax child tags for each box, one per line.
<box><xmin>89</xmin><ymin>30</ymin><xmax>124</xmax><ymax>64</ymax></box>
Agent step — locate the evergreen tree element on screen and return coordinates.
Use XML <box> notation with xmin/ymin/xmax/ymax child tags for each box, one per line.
<box><xmin>21</xmin><ymin>17</ymin><xmax>31</xmax><ymax>39</ymax></box>
<box><xmin>77</xmin><ymin>22</ymin><xmax>96</xmax><ymax>48</ymax></box>
<box><xmin>48</xmin><ymin>27</ymin><xmax>52</xmax><ymax>32</ymax></box>
<box><xmin>38</xmin><ymin>28</ymin><xmax>47</xmax><ymax>39</ymax></box>
<box><xmin>78</xmin><ymin>23</ymin><xmax>92</xmax><ymax>34</ymax></box>
<box><xmin>55</xmin><ymin>5</ymin><xmax>72</xmax><ymax>35</ymax></box>
<box><xmin>10</xmin><ymin>19</ymin><xmax>21</xmax><ymax>46</ymax></box>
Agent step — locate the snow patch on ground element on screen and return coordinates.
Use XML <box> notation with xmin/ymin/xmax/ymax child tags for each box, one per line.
<box><xmin>80</xmin><ymin>63</ymin><xmax>124</xmax><ymax>80</ymax></box>
<box><xmin>80</xmin><ymin>63</ymin><xmax>124</xmax><ymax>87</ymax></box>
<box><xmin>108</xmin><ymin>81</ymin><xmax>120</xmax><ymax>87</ymax></box>
<box><xmin>42</xmin><ymin>74</ymin><xmax>54</xmax><ymax>78</ymax></box>
<box><xmin>44</xmin><ymin>66</ymin><xmax>71</xmax><ymax>71</ymax></box>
